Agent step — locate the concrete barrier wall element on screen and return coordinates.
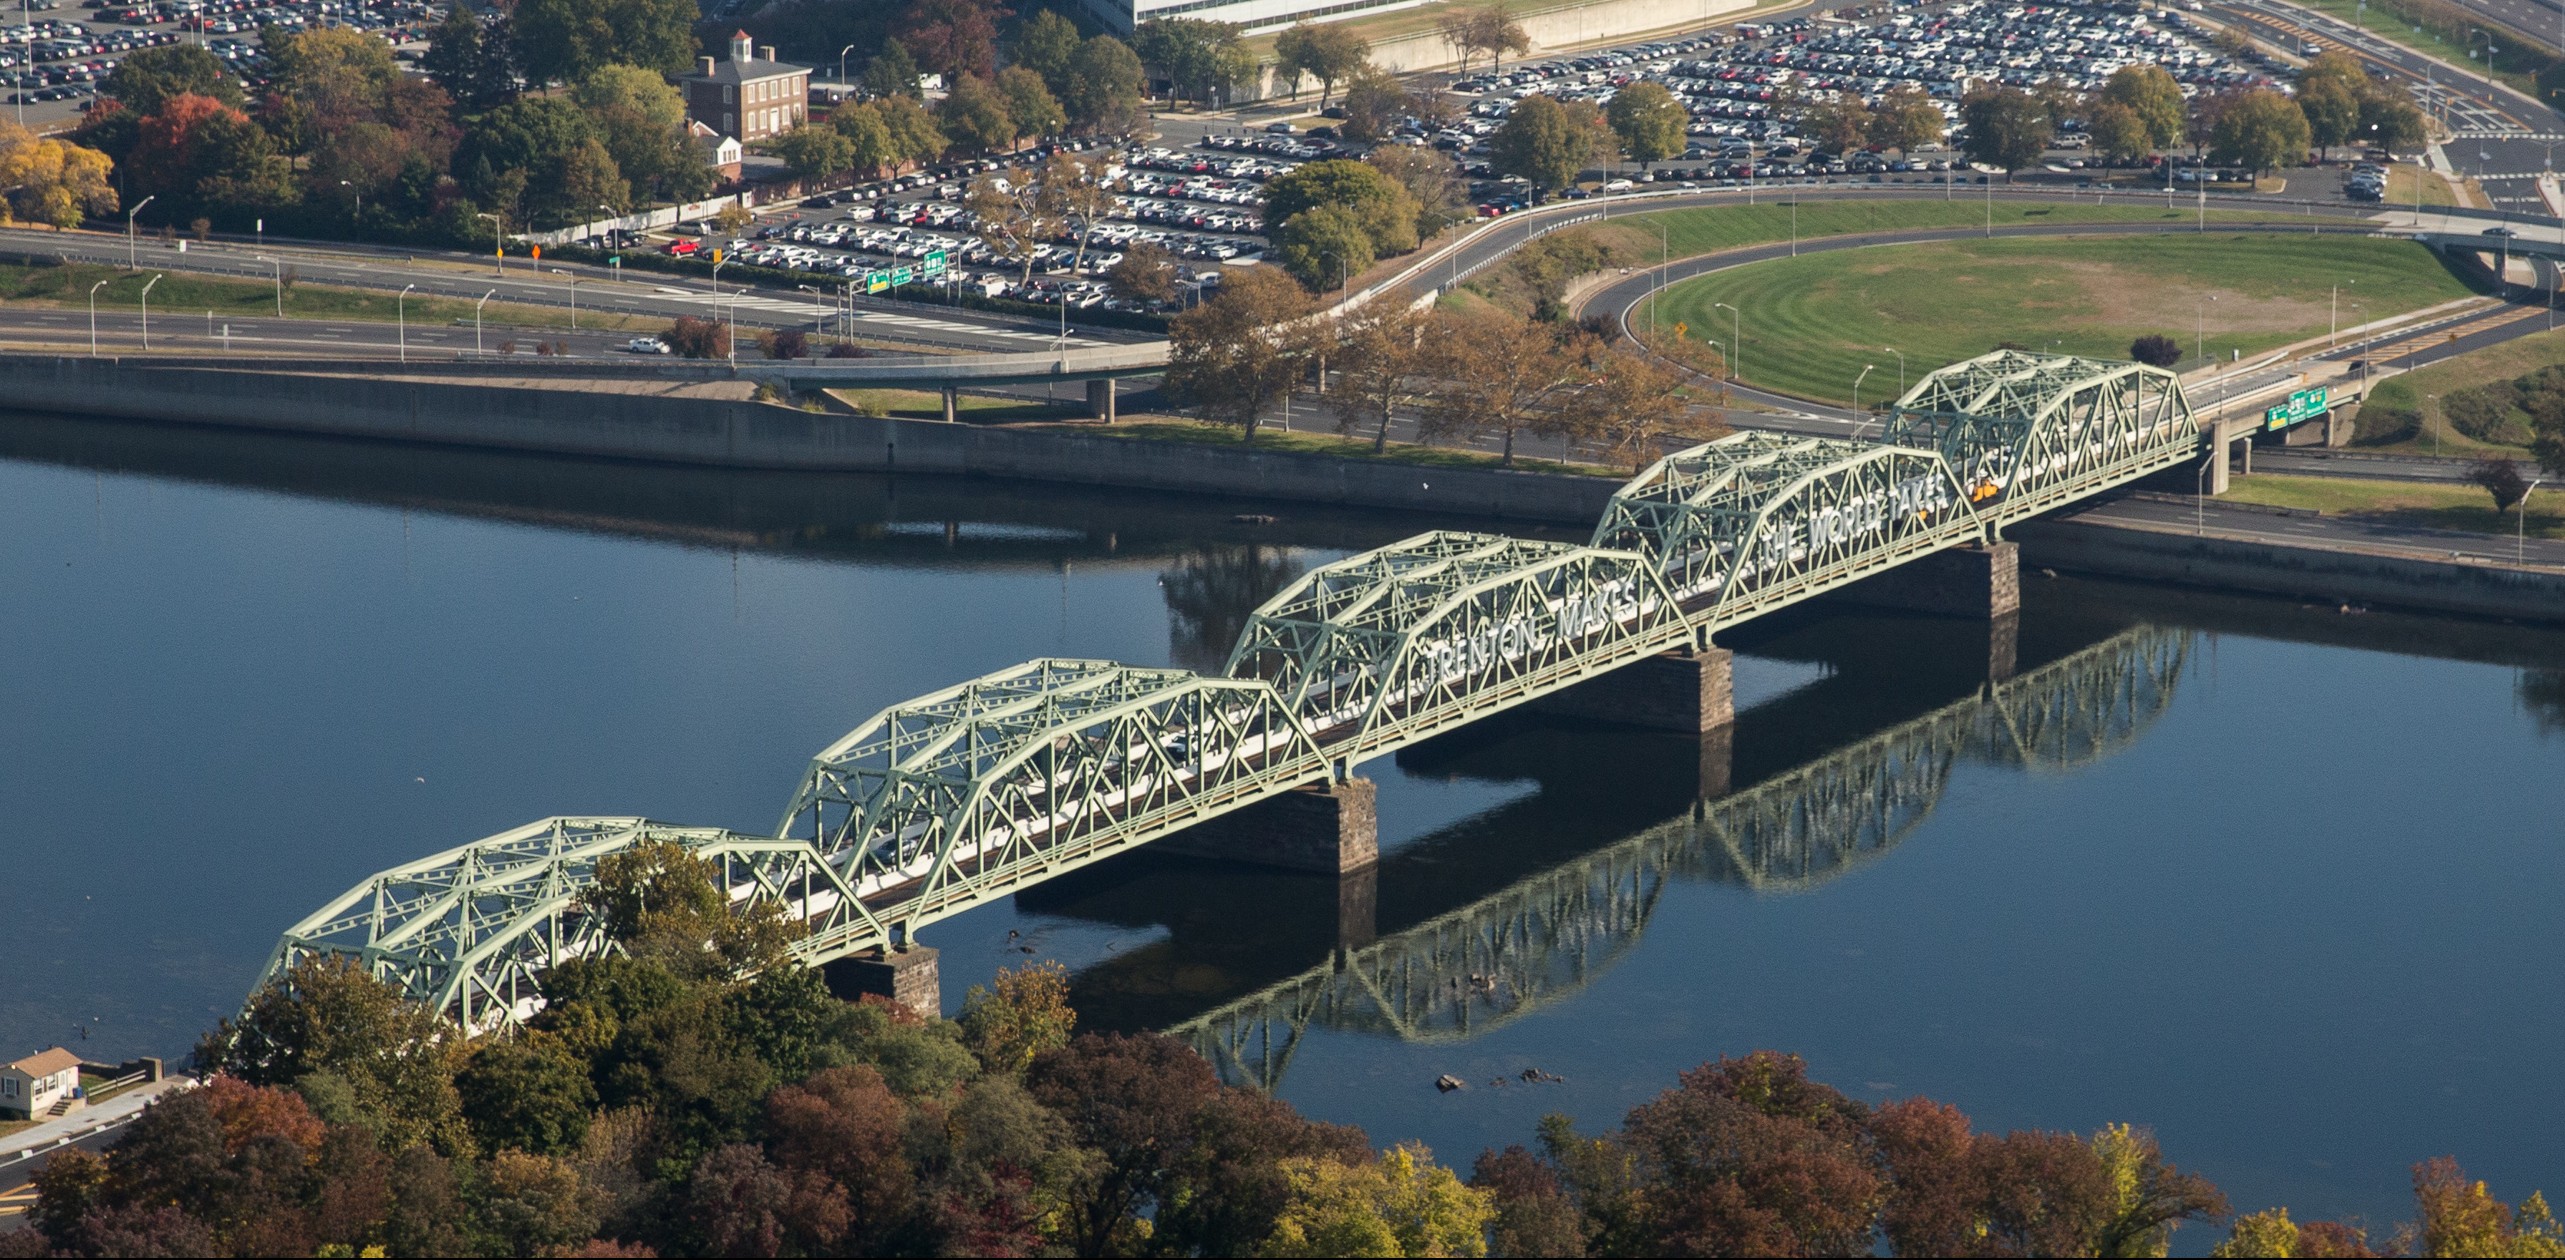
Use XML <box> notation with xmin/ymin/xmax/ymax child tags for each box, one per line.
<box><xmin>1343</xmin><ymin>0</ymin><xmax>1759</xmax><ymax>78</ymax></box>
<box><xmin>2014</xmin><ymin>519</ymin><xmax>2565</xmax><ymax>625</ymax></box>
<box><xmin>0</xmin><ymin>357</ymin><xmax>1619</xmax><ymax>524</ymax></box>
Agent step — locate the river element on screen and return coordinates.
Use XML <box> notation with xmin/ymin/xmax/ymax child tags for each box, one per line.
<box><xmin>1</xmin><ymin>412</ymin><xmax>2558</xmax><ymax>1240</ymax></box>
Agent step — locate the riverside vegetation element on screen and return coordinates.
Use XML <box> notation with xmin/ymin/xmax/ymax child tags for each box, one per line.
<box><xmin>3</xmin><ymin>840</ymin><xmax>2554</xmax><ymax>1258</ymax></box>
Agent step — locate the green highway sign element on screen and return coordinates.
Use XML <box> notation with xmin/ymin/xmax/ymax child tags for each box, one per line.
<box><xmin>922</xmin><ymin>250</ymin><xmax>948</xmax><ymax>275</ymax></box>
<box><xmin>891</xmin><ymin>265</ymin><xmax>914</xmax><ymax>285</ymax></box>
<box><xmin>865</xmin><ymin>273</ymin><xmax>890</xmax><ymax>293</ymax></box>
<box><xmin>2263</xmin><ymin>386</ymin><xmax>2328</xmax><ymax>431</ymax></box>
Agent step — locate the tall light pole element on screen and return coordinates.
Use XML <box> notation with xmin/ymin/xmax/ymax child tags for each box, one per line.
<box><xmin>1652</xmin><ymin>218</ymin><xmax>1669</xmax><ymax>335</ymax></box>
<box><xmin>477</xmin><ymin>212</ymin><xmax>504</xmax><ymax>276</ymax></box>
<box><xmin>1713</xmin><ymin>300</ymin><xmax>1741</xmax><ymax>383</ymax></box>
<box><xmin>1852</xmin><ymin>363</ymin><xmax>1875</xmax><ymax>432</ymax></box>
<box><xmin>1883</xmin><ymin>346</ymin><xmax>1904</xmax><ymax>400</ymax></box>
<box><xmin>138</xmin><ymin>274</ymin><xmax>161</xmax><ymax>350</ymax></box>
<box><xmin>596</xmin><ymin>204</ymin><xmax>618</xmax><ymax>250</ymax></box>
<box><xmin>2522</xmin><ymin>478</ymin><xmax>2545</xmax><ymax>564</ymax></box>
<box><xmin>552</xmin><ymin>268</ymin><xmax>579</xmax><ymax>330</ymax></box>
<box><xmin>87</xmin><ymin>278</ymin><xmax>106</xmax><ymax>356</ymax></box>
<box><xmin>839</xmin><ymin>42</ymin><xmax>857</xmax><ymax>91</ymax></box>
<box><xmin>125</xmin><ymin>194</ymin><xmax>156</xmax><ymax>270</ymax></box>
<box><xmin>476</xmin><ymin>289</ymin><xmax>496</xmax><ymax>356</ymax></box>
<box><xmin>339</xmin><ymin>178</ymin><xmax>360</xmax><ymax>223</ymax></box>
<box><xmin>254</xmin><ymin>255</ymin><xmax>283</xmax><ymax>316</ymax></box>
<box><xmin>398</xmin><ymin>283</ymin><xmax>415</xmax><ymax>363</ymax></box>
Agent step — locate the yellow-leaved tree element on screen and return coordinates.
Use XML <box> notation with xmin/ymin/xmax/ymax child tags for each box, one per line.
<box><xmin>0</xmin><ymin>122</ymin><xmax>117</xmax><ymax>229</ymax></box>
<box><xmin>1258</xmin><ymin>1142</ymin><xmax>1494</xmax><ymax>1258</ymax></box>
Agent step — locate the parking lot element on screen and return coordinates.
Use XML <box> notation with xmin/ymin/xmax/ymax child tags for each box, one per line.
<box><xmin>3</xmin><ymin>0</ymin><xmax>433</xmax><ymax>124</ymax></box>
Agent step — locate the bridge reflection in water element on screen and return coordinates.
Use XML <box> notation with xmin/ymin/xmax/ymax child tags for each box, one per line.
<box><xmin>1165</xmin><ymin>624</ymin><xmax>2190</xmax><ymax>1092</ymax></box>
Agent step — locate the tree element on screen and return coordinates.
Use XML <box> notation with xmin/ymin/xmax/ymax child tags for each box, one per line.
<box><xmin>1802</xmin><ymin>95</ymin><xmax>1875</xmax><ymax>155</ymax></box>
<box><xmin>938</xmin><ymin>73</ymin><xmax>1018</xmax><ymax>155</ymax></box>
<box><xmin>1456</xmin><ymin>3</ymin><xmax>1531</xmax><ymax>76</ymax></box>
<box><xmin>1492</xmin><ymin>94</ymin><xmax>1615</xmax><ymax>194</ymax></box>
<box><xmin>832</xmin><ymin>101</ymin><xmax>900</xmax><ymax>177</ymax></box>
<box><xmin>1106</xmin><ymin>240</ymin><xmax>1182</xmax><ymax>305</ymax></box>
<box><xmin>2411</xmin><ymin>1157</ymin><xmax>2565</xmax><ymax>1259</ymax></box>
<box><xmin>767</xmin><ymin>122</ymin><xmax>855</xmax><ymax>181</ymax></box>
<box><xmin>2101</xmin><ymin>63</ymin><xmax>2186</xmax><ymax>151</ymax></box>
<box><xmin>2360</xmin><ymin>85</ymin><xmax>2427</xmax><ymax>154</ymax></box>
<box><xmin>422</xmin><ymin>3</ymin><xmax>516</xmax><ymax>112</ymax></box>
<box><xmin>1043</xmin><ymin>152</ymin><xmax>1122</xmax><ymax>274</ymax></box>
<box><xmin>1470</xmin><ymin>1145</ymin><xmax>1588</xmax><ymax>1258</ymax></box>
<box><xmin>957</xmin><ymin>960</ymin><xmax>1078</xmax><ymax>1077</ymax></box>
<box><xmin>1419</xmin><ymin>309</ymin><xmax>1590</xmax><ymax>465</ymax></box>
<box><xmin>2473</xmin><ymin>457</ymin><xmax>2532</xmax><ymax>510</ymax></box>
<box><xmin>102</xmin><ymin>43</ymin><xmax>241</xmax><ymax>116</ymax></box>
<box><xmin>1134</xmin><ymin>19</ymin><xmax>1251</xmax><ymax>106</ymax></box>
<box><xmin>510</xmin><ymin>0</ymin><xmax>696</xmax><ymax>83</ymax></box>
<box><xmin>1869</xmin><ymin>84</ymin><xmax>1945</xmax><ymax>153</ymax></box>
<box><xmin>1275</xmin><ymin>204</ymin><xmax>1376</xmax><ymax>291</ymax></box>
<box><xmin>457</xmin><ymin>1036</ymin><xmax>598</xmax><ymax>1156</ymax></box>
<box><xmin>457</xmin><ymin>95</ymin><xmax>615</xmax><ymax>229</ymax></box>
<box><xmin>583</xmin><ymin>837</ymin><xmax>799</xmax><ymax>972</ymax></box>
<box><xmin>197</xmin><ymin>956</ymin><xmax>471</xmax><ymax>1155</ymax></box>
<box><xmin>573</xmin><ymin>64</ymin><xmax>710</xmax><ymax>203</ymax></box>
<box><xmin>1260</xmin><ymin>1144</ymin><xmax>1494</xmax><ymax>1257</ymax></box>
<box><xmin>1338</xmin><ymin>65</ymin><xmax>1406</xmax><ymax>143</ymax></box>
<box><xmin>1609</xmin><ymin>1052</ymin><xmax>1885</xmax><ymax>1256</ymax></box>
<box><xmin>967</xmin><ymin>170</ymin><xmax>1058</xmax><ymax>285</ymax></box>
<box><xmin>2090</xmin><ymin>1123</ymin><xmax>2228</xmax><ymax>1258</ymax></box>
<box><xmin>1561</xmin><ymin>335</ymin><xmax>1727</xmax><ymax>473</ymax></box>
<box><xmin>1264</xmin><ymin>158</ymin><xmax>1419</xmax><ymax>259</ymax></box>
<box><xmin>865</xmin><ymin>40</ymin><xmax>924</xmax><ymax>99</ymax></box>
<box><xmin>2299</xmin><ymin>75</ymin><xmax>2363</xmax><ymax>161</ymax></box>
<box><xmin>0</xmin><ymin>124</ymin><xmax>117</xmax><ymax>228</ymax></box>
<box><xmin>2129</xmin><ymin>333</ymin><xmax>2183</xmax><ymax>368</ymax></box>
<box><xmin>1273</xmin><ymin>23</ymin><xmax>1370</xmax><ymax>108</ymax></box>
<box><xmin>1366</xmin><ymin>143</ymin><xmax>1468</xmax><ymax>238</ymax></box>
<box><xmin>2089</xmin><ymin>102</ymin><xmax>2152</xmax><ymax>164</ymax></box>
<box><xmin>1166</xmin><ymin>267</ymin><xmax>1319</xmax><ymax>440</ymax></box>
<box><xmin>1960</xmin><ymin>86</ymin><xmax>2052</xmax><ymax>175</ymax></box>
<box><xmin>996</xmin><ymin>65</ymin><xmax>1066</xmax><ymax>141</ymax></box>
<box><xmin>1606</xmin><ymin>80</ymin><xmax>1687</xmax><ymax>169</ymax></box>
<box><xmin>897</xmin><ymin>0</ymin><xmax>1005</xmax><ymax>80</ymax></box>
<box><xmin>2211</xmin><ymin>89</ymin><xmax>2312</xmax><ymax>177</ymax></box>
<box><xmin>1013</xmin><ymin>9</ymin><xmax>1084</xmax><ymax>96</ymax></box>
<box><xmin>260</xmin><ymin>25</ymin><xmax>404</xmax><ymax>154</ymax></box>
<box><xmin>873</xmin><ymin>93</ymin><xmax>950</xmax><ymax>169</ymax></box>
<box><xmin>1062</xmin><ymin>35</ymin><xmax>1147</xmax><ymax>136</ymax></box>
<box><xmin>478</xmin><ymin>1150</ymin><xmax>600</xmax><ymax>1256</ymax></box>
<box><xmin>1329</xmin><ymin>304</ymin><xmax>1432</xmax><ymax>452</ymax></box>
<box><xmin>763</xmin><ymin>1065</ymin><xmax>911</xmax><ymax>1250</ymax></box>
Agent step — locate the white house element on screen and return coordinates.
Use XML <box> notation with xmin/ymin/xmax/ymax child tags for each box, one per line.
<box><xmin>1</xmin><ymin>1047</ymin><xmax>83</xmax><ymax>1121</ymax></box>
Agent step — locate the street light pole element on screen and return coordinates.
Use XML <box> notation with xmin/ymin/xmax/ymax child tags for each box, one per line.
<box><xmin>477</xmin><ymin>212</ymin><xmax>504</xmax><ymax>276</ymax></box>
<box><xmin>476</xmin><ymin>289</ymin><xmax>495</xmax><ymax>355</ymax></box>
<box><xmin>124</xmin><ymin>194</ymin><xmax>156</xmax><ymax>269</ymax></box>
<box><xmin>1714</xmin><ymin>300</ymin><xmax>1741</xmax><ymax>384</ymax></box>
<box><xmin>840</xmin><ymin>43</ymin><xmax>857</xmax><ymax>91</ymax></box>
<box><xmin>255</xmin><ymin>255</ymin><xmax>282</xmax><ymax>316</ymax></box>
<box><xmin>139</xmin><ymin>274</ymin><xmax>161</xmax><ymax>350</ymax></box>
<box><xmin>1883</xmin><ymin>346</ymin><xmax>1904</xmax><ymax>401</ymax></box>
<box><xmin>398</xmin><ymin>283</ymin><xmax>415</xmax><ymax>363</ymax></box>
<box><xmin>87</xmin><ymin>279</ymin><xmax>106</xmax><ymax>356</ymax></box>
<box><xmin>1852</xmin><ymin>363</ymin><xmax>1875</xmax><ymax>432</ymax></box>
<box><xmin>2522</xmin><ymin>478</ymin><xmax>2545</xmax><ymax>564</ymax></box>
<box><xmin>553</xmin><ymin>268</ymin><xmax>579</xmax><ymax>329</ymax></box>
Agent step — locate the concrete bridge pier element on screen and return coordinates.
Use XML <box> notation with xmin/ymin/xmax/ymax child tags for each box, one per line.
<box><xmin>1157</xmin><ymin>778</ymin><xmax>1381</xmax><ymax>875</ymax></box>
<box><xmin>1086</xmin><ymin>378</ymin><xmax>1116</xmax><ymax>422</ymax></box>
<box><xmin>1536</xmin><ymin>646</ymin><xmax>1735</xmax><ymax>798</ymax></box>
<box><xmin>1835</xmin><ymin>542</ymin><xmax>2021</xmax><ymax>619</ymax></box>
<box><xmin>826</xmin><ymin>944</ymin><xmax>941</xmax><ymax>1020</ymax></box>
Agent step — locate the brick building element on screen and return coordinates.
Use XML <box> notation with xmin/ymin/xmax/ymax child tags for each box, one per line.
<box><xmin>683</xmin><ymin>31</ymin><xmax>811</xmax><ymax>145</ymax></box>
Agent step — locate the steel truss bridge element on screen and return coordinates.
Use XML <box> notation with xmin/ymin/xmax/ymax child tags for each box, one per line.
<box><xmin>259</xmin><ymin>350</ymin><xmax>2204</xmax><ymax>1034</ymax></box>
<box><xmin>1167</xmin><ymin>624</ymin><xmax>2192</xmax><ymax>1091</ymax></box>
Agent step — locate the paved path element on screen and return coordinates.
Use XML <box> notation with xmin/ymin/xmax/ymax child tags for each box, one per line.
<box><xmin>0</xmin><ymin>1077</ymin><xmax>196</xmax><ymax>1216</ymax></box>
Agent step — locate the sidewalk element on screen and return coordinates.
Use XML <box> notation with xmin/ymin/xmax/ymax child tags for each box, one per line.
<box><xmin>0</xmin><ymin>1078</ymin><xmax>194</xmax><ymax>1167</ymax></box>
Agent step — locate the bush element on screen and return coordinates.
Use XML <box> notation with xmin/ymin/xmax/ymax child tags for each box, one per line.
<box><xmin>664</xmin><ymin>316</ymin><xmax>728</xmax><ymax>359</ymax></box>
<box><xmin>2129</xmin><ymin>333</ymin><xmax>2182</xmax><ymax>368</ymax></box>
<box><xmin>762</xmin><ymin>328</ymin><xmax>808</xmax><ymax>360</ymax></box>
<box><xmin>2353</xmin><ymin>401</ymin><xmax>2421</xmax><ymax>445</ymax></box>
<box><xmin>824</xmin><ymin>342</ymin><xmax>866</xmax><ymax>358</ymax></box>
<box><xmin>2471</xmin><ymin>457</ymin><xmax>2530</xmax><ymax>510</ymax></box>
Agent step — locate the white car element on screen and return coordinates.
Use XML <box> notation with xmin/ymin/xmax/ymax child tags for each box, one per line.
<box><xmin>625</xmin><ymin>336</ymin><xmax>671</xmax><ymax>354</ymax></box>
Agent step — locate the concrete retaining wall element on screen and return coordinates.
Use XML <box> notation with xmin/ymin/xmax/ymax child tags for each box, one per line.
<box><xmin>2014</xmin><ymin>519</ymin><xmax>2565</xmax><ymax>624</ymax></box>
<box><xmin>1346</xmin><ymin>0</ymin><xmax>1759</xmax><ymax>78</ymax></box>
<box><xmin>0</xmin><ymin>356</ymin><xmax>1618</xmax><ymax>523</ymax></box>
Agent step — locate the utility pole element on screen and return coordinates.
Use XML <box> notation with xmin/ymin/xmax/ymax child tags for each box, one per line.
<box><xmin>476</xmin><ymin>289</ymin><xmax>495</xmax><ymax>356</ymax></box>
<box><xmin>255</xmin><ymin>255</ymin><xmax>283</xmax><ymax>316</ymax></box>
<box><xmin>398</xmin><ymin>283</ymin><xmax>416</xmax><ymax>363</ymax></box>
<box><xmin>138</xmin><ymin>274</ymin><xmax>161</xmax><ymax>350</ymax></box>
<box><xmin>125</xmin><ymin>194</ymin><xmax>156</xmax><ymax>269</ymax></box>
<box><xmin>87</xmin><ymin>279</ymin><xmax>106</xmax><ymax>357</ymax></box>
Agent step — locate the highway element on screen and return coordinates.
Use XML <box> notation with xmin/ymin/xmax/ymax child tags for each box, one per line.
<box><xmin>2063</xmin><ymin>492</ymin><xmax>2565</xmax><ymax>568</ymax></box>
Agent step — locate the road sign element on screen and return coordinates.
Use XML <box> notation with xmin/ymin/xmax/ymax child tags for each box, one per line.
<box><xmin>890</xmin><ymin>265</ymin><xmax>914</xmax><ymax>286</ymax></box>
<box><xmin>922</xmin><ymin>250</ymin><xmax>947</xmax><ymax>275</ymax></box>
<box><xmin>866</xmin><ymin>272</ymin><xmax>890</xmax><ymax>293</ymax></box>
<box><xmin>2263</xmin><ymin>386</ymin><xmax>2328</xmax><ymax>431</ymax></box>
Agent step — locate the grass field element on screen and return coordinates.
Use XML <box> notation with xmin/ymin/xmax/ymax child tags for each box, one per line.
<box><xmin>1641</xmin><ymin>232</ymin><xmax>2481</xmax><ymax>404</ymax></box>
<box><xmin>0</xmin><ymin>260</ymin><xmax>639</xmax><ymax>334</ymax></box>
<box><xmin>2361</xmin><ymin>325</ymin><xmax>2565</xmax><ymax>455</ymax></box>
<box><xmin>2287</xmin><ymin>0</ymin><xmax>2555</xmax><ymax>100</ymax></box>
<box><xmin>830</xmin><ymin>387</ymin><xmax>1090</xmax><ymax>421</ymax></box>
<box><xmin>2226</xmin><ymin>473</ymin><xmax>2565</xmax><ymax>539</ymax></box>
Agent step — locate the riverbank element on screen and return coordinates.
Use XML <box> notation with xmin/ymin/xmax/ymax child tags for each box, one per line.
<box><xmin>2</xmin><ymin>353</ymin><xmax>2560</xmax><ymax>623</ymax></box>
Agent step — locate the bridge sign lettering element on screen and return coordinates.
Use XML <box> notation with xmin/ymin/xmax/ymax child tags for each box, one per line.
<box><xmin>2263</xmin><ymin>386</ymin><xmax>2328</xmax><ymax>431</ymax></box>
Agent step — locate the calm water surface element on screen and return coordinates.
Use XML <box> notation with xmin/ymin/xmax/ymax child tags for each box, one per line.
<box><xmin>1</xmin><ymin>415</ymin><xmax>2559</xmax><ymax>1243</ymax></box>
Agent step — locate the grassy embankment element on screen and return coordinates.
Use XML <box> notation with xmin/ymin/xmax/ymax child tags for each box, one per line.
<box><xmin>2286</xmin><ymin>0</ymin><xmax>2559</xmax><ymax>102</ymax></box>
<box><xmin>2226</xmin><ymin>473</ymin><xmax>2565</xmax><ymax>539</ymax></box>
<box><xmin>0</xmin><ymin>259</ymin><xmax>642</xmax><ymax>334</ymax></box>
<box><xmin>1642</xmin><ymin>232</ymin><xmax>2481</xmax><ymax>403</ymax></box>
<box><xmin>2359</xmin><ymin>326</ymin><xmax>2565</xmax><ymax>455</ymax></box>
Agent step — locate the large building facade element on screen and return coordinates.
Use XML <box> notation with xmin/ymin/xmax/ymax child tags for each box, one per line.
<box><xmin>683</xmin><ymin>31</ymin><xmax>812</xmax><ymax>144</ymax></box>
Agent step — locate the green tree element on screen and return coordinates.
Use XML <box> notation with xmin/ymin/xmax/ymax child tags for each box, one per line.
<box><xmin>1106</xmin><ymin>239</ymin><xmax>1182</xmax><ymax>305</ymax></box>
<box><xmin>874</xmin><ymin>93</ymin><xmax>950</xmax><ymax>168</ymax></box>
<box><xmin>572</xmin><ymin>63</ymin><xmax>709</xmax><ymax>203</ymax></box>
<box><xmin>2091</xmin><ymin>1123</ymin><xmax>2229</xmax><ymax>1258</ymax></box>
<box><xmin>2210</xmin><ymin>1208</ymin><xmax>2301</xmax><ymax>1258</ymax></box>
<box><xmin>865</xmin><ymin>39</ymin><xmax>924</xmax><ymax>99</ymax></box>
<box><xmin>101</xmin><ymin>43</ymin><xmax>241</xmax><ymax>115</ymax></box>
<box><xmin>475</xmin><ymin>1150</ymin><xmax>600</xmax><ymax>1256</ymax></box>
<box><xmin>2210</xmin><ymin>88</ymin><xmax>2312</xmax><ymax>176</ymax></box>
<box><xmin>1491</xmin><ymin>93</ymin><xmax>1614</xmax><ymax>194</ymax></box>
<box><xmin>1259</xmin><ymin>1143</ymin><xmax>1494</xmax><ymax>1258</ymax></box>
<box><xmin>1013</xmin><ymin>8</ymin><xmax>1084</xmax><ymax>96</ymax></box>
<box><xmin>1135</xmin><ymin>18</ymin><xmax>1252</xmax><ymax>106</ymax></box>
<box><xmin>510</xmin><ymin>0</ymin><xmax>696</xmax><ymax>83</ymax></box>
<box><xmin>938</xmin><ymin>72</ymin><xmax>1018</xmax><ymax>154</ymax></box>
<box><xmin>1263</xmin><ymin>157</ymin><xmax>1419</xmax><ymax>255</ymax></box>
<box><xmin>957</xmin><ymin>960</ymin><xmax>1079</xmax><ymax>1076</ymax></box>
<box><xmin>997</xmin><ymin>65</ymin><xmax>1067</xmax><ymax>140</ymax></box>
<box><xmin>1275</xmin><ymin>203</ymin><xmax>1376</xmax><ymax>291</ymax></box>
<box><xmin>1606</xmin><ymin>80</ymin><xmax>1687</xmax><ymax>169</ymax></box>
<box><xmin>456</xmin><ymin>94</ymin><xmax>612</xmax><ymax>228</ymax></box>
<box><xmin>2360</xmin><ymin>86</ymin><xmax>2428</xmax><ymax>154</ymax></box>
<box><xmin>2100</xmin><ymin>63</ymin><xmax>2186</xmax><ymax>150</ymax></box>
<box><xmin>1868</xmin><ymin>84</ymin><xmax>1946</xmax><ymax>153</ymax></box>
<box><xmin>1062</xmin><ymin>35</ymin><xmax>1147</xmax><ymax>135</ymax></box>
<box><xmin>767</xmin><ymin>122</ymin><xmax>856</xmax><ymax>180</ymax></box>
<box><xmin>2299</xmin><ymin>75</ymin><xmax>2363</xmax><ymax>161</ymax></box>
<box><xmin>422</xmin><ymin>3</ymin><xmax>516</xmax><ymax>111</ymax></box>
<box><xmin>1960</xmin><ymin>86</ymin><xmax>2052</xmax><ymax>175</ymax></box>
<box><xmin>1275</xmin><ymin>22</ymin><xmax>1370</xmax><ymax>107</ymax></box>
<box><xmin>833</xmin><ymin>100</ymin><xmax>900</xmax><ymax>177</ymax></box>
<box><xmin>2090</xmin><ymin>102</ymin><xmax>2152</xmax><ymax>164</ymax></box>
<box><xmin>1167</xmin><ymin>266</ymin><xmax>1320</xmax><ymax>439</ymax></box>
<box><xmin>198</xmin><ymin>956</ymin><xmax>472</xmax><ymax>1155</ymax></box>
<box><xmin>2412</xmin><ymin>1157</ymin><xmax>2565</xmax><ymax>1259</ymax></box>
<box><xmin>584</xmin><ymin>837</ymin><xmax>801</xmax><ymax>974</ymax></box>
<box><xmin>1337</xmin><ymin>65</ymin><xmax>1406</xmax><ymax>143</ymax></box>
<box><xmin>1365</xmin><ymin>143</ymin><xmax>1467</xmax><ymax>237</ymax></box>
<box><xmin>1802</xmin><ymin>95</ymin><xmax>1875</xmax><ymax>155</ymax></box>
<box><xmin>456</xmin><ymin>1036</ymin><xmax>598</xmax><ymax>1156</ymax></box>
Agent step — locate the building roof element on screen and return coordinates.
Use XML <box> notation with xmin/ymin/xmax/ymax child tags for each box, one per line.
<box><xmin>7</xmin><ymin>1047</ymin><xmax>79</xmax><ymax>1077</ymax></box>
<box><xmin>686</xmin><ymin>57</ymin><xmax>810</xmax><ymax>85</ymax></box>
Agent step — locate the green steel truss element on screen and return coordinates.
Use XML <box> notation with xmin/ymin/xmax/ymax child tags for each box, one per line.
<box><xmin>1881</xmin><ymin>350</ymin><xmax>2200</xmax><ymax>523</ymax></box>
<box><xmin>1226</xmin><ymin>532</ymin><xmax>1691</xmax><ymax>757</ymax></box>
<box><xmin>257</xmin><ymin>818</ymin><xmax>870</xmax><ymax>1032</ymax></box>
<box><xmin>1592</xmin><ymin>433</ymin><xmax>1987</xmax><ymax>624</ymax></box>
<box><xmin>774</xmin><ymin>660</ymin><xmax>1330</xmax><ymax>949</ymax></box>
<box><xmin>261</xmin><ymin>351</ymin><xmax>2213</xmax><ymax>1036</ymax></box>
<box><xmin>1171</xmin><ymin>625</ymin><xmax>2190</xmax><ymax>1091</ymax></box>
